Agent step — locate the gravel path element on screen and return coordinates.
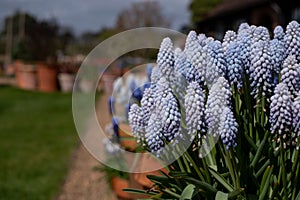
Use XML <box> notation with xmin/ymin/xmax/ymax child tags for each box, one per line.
<box><xmin>57</xmin><ymin>93</ymin><xmax>117</xmax><ymax>200</ymax></box>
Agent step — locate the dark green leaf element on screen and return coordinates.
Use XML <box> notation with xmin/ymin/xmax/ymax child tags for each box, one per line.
<box><xmin>259</xmin><ymin>166</ymin><xmax>273</xmax><ymax>200</ymax></box>
<box><xmin>123</xmin><ymin>188</ymin><xmax>158</xmax><ymax>196</ymax></box>
<box><xmin>184</xmin><ymin>177</ymin><xmax>218</xmax><ymax>194</ymax></box>
<box><xmin>209</xmin><ymin>167</ymin><xmax>234</xmax><ymax>192</ymax></box>
<box><xmin>228</xmin><ymin>188</ymin><xmax>245</xmax><ymax>199</ymax></box>
<box><xmin>169</xmin><ymin>171</ymin><xmax>190</xmax><ymax>177</ymax></box>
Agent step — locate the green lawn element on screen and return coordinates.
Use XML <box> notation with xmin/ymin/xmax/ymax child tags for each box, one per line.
<box><xmin>0</xmin><ymin>87</ymin><xmax>78</xmax><ymax>200</ymax></box>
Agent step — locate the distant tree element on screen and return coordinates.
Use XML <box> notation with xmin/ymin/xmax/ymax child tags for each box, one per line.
<box><xmin>98</xmin><ymin>27</ymin><xmax>119</xmax><ymax>42</ymax></box>
<box><xmin>59</xmin><ymin>27</ymin><xmax>75</xmax><ymax>53</ymax></box>
<box><xmin>115</xmin><ymin>1</ymin><xmax>170</xmax><ymax>30</ymax></box>
<box><xmin>3</xmin><ymin>11</ymin><xmax>74</xmax><ymax>61</ymax></box>
<box><xmin>189</xmin><ymin>0</ymin><xmax>222</xmax><ymax>26</ymax></box>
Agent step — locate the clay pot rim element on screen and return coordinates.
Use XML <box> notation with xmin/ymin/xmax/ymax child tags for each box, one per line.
<box><xmin>58</xmin><ymin>73</ymin><xmax>76</xmax><ymax>77</ymax></box>
<box><xmin>17</xmin><ymin>64</ymin><xmax>36</xmax><ymax>72</ymax></box>
<box><xmin>36</xmin><ymin>61</ymin><xmax>59</xmax><ymax>69</ymax></box>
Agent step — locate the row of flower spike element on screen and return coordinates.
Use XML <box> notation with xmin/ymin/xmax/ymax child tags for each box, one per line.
<box><xmin>129</xmin><ymin>21</ymin><xmax>300</xmax><ymax>156</ymax></box>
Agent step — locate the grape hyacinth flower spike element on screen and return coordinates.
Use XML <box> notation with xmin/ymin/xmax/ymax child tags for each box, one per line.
<box><xmin>251</xmin><ymin>26</ymin><xmax>270</xmax><ymax>43</ymax></box>
<box><xmin>161</xmin><ymin>93</ymin><xmax>181</xmax><ymax>143</ymax></box>
<box><xmin>219</xmin><ymin>107</ymin><xmax>238</xmax><ymax>149</ymax></box>
<box><xmin>145</xmin><ymin>113</ymin><xmax>165</xmax><ymax>155</ymax></box>
<box><xmin>293</xmin><ymin>92</ymin><xmax>300</xmax><ymax>149</ymax></box>
<box><xmin>236</xmin><ymin>22</ymin><xmax>253</xmax><ymax>72</ymax></box>
<box><xmin>184</xmin><ymin>31</ymin><xmax>206</xmax><ymax>86</ymax></box>
<box><xmin>284</xmin><ymin>20</ymin><xmax>300</xmax><ymax>61</ymax></box>
<box><xmin>222</xmin><ymin>30</ymin><xmax>237</xmax><ymax>53</ymax></box>
<box><xmin>140</xmin><ymin>87</ymin><xmax>155</xmax><ymax>125</ymax></box>
<box><xmin>205</xmin><ymin>77</ymin><xmax>232</xmax><ymax>136</ymax></box>
<box><xmin>128</xmin><ymin>104</ymin><xmax>145</xmax><ymax>143</ymax></box>
<box><xmin>185</xmin><ymin>81</ymin><xmax>206</xmax><ymax>140</ymax></box>
<box><xmin>249</xmin><ymin>40</ymin><xmax>273</xmax><ymax>97</ymax></box>
<box><xmin>169</xmin><ymin>48</ymin><xmax>188</xmax><ymax>104</ymax></box>
<box><xmin>204</xmin><ymin>40</ymin><xmax>227</xmax><ymax>87</ymax></box>
<box><xmin>150</xmin><ymin>66</ymin><xmax>162</xmax><ymax>86</ymax></box>
<box><xmin>270</xmin><ymin>83</ymin><xmax>293</xmax><ymax>149</ymax></box>
<box><xmin>280</xmin><ymin>55</ymin><xmax>300</xmax><ymax>97</ymax></box>
<box><xmin>184</xmin><ymin>31</ymin><xmax>199</xmax><ymax>58</ymax></box>
<box><xmin>225</xmin><ymin>41</ymin><xmax>243</xmax><ymax>88</ymax></box>
<box><xmin>157</xmin><ymin>37</ymin><xmax>174</xmax><ymax>80</ymax></box>
<box><xmin>273</xmin><ymin>25</ymin><xmax>284</xmax><ymax>42</ymax></box>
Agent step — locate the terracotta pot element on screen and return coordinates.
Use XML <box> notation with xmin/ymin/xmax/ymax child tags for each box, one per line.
<box><xmin>15</xmin><ymin>62</ymin><xmax>37</xmax><ymax>90</ymax></box>
<box><xmin>5</xmin><ymin>63</ymin><xmax>15</xmax><ymax>76</ymax></box>
<box><xmin>125</xmin><ymin>153</ymin><xmax>150</xmax><ymax>199</ymax></box>
<box><xmin>101</xmin><ymin>73</ymin><xmax>117</xmax><ymax>93</ymax></box>
<box><xmin>58</xmin><ymin>73</ymin><xmax>75</xmax><ymax>92</ymax></box>
<box><xmin>119</xmin><ymin>123</ymin><xmax>138</xmax><ymax>151</ymax></box>
<box><xmin>37</xmin><ymin>63</ymin><xmax>58</xmax><ymax>92</ymax></box>
<box><xmin>129</xmin><ymin>173</ymin><xmax>150</xmax><ymax>199</ymax></box>
<box><xmin>111</xmin><ymin>177</ymin><xmax>132</xmax><ymax>199</ymax></box>
<box><xmin>133</xmin><ymin>154</ymin><xmax>168</xmax><ymax>188</ymax></box>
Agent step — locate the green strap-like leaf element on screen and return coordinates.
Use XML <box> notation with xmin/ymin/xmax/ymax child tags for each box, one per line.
<box><xmin>184</xmin><ymin>177</ymin><xmax>218</xmax><ymax>194</ymax></box>
<box><xmin>215</xmin><ymin>191</ymin><xmax>228</xmax><ymax>200</ymax></box>
<box><xmin>169</xmin><ymin>171</ymin><xmax>189</xmax><ymax>177</ymax></box>
<box><xmin>208</xmin><ymin>167</ymin><xmax>234</xmax><ymax>192</ymax></box>
<box><xmin>228</xmin><ymin>188</ymin><xmax>245</xmax><ymax>199</ymax></box>
<box><xmin>180</xmin><ymin>184</ymin><xmax>197</xmax><ymax>200</ymax></box>
<box><xmin>295</xmin><ymin>190</ymin><xmax>300</xmax><ymax>200</ymax></box>
<box><xmin>123</xmin><ymin>188</ymin><xmax>158</xmax><ymax>196</ymax></box>
<box><xmin>146</xmin><ymin>175</ymin><xmax>173</xmax><ymax>186</ymax></box>
<box><xmin>259</xmin><ymin>166</ymin><xmax>273</xmax><ymax>200</ymax></box>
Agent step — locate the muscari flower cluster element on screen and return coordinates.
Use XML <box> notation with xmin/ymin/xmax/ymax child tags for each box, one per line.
<box><xmin>280</xmin><ymin>55</ymin><xmax>300</xmax><ymax>97</ymax></box>
<box><xmin>205</xmin><ymin>77</ymin><xmax>238</xmax><ymax>149</ymax></box>
<box><xmin>184</xmin><ymin>31</ymin><xmax>206</xmax><ymax>86</ymax></box>
<box><xmin>293</xmin><ymin>92</ymin><xmax>300</xmax><ymax>149</ymax></box>
<box><xmin>249</xmin><ymin>40</ymin><xmax>273</xmax><ymax>96</ymax></box>
<box><xmin>284</xmin><ymin>20</ymin><xmax>300</xmax><ymax>61</ymax></box>
<box><xmin>185</xmin><ymin>81</ymin><xmax>206</xmax><ymax>139</ymax></box>
<box><xmin>270</xmin><ymin>83</ymin><xmax>293</xmax><ymax>148</ymax></box>
<box><xmin>128</xmin><ymin>20</ymin><xmax>300</xmax><ymax>155</ymax></box>
<box><xmin>129</xmin><ymin>63</ymin><xmax>182</xmax><ymax>155</ymax></box>
<box><xmin>271</xmin><ymin>26</ymin><xmax>285</xmax><ymax>76</ymax></box>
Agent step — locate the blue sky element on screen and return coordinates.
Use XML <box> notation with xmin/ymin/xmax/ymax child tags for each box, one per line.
<box><xmin>0</xmin><ymin>0</ymin><xmax>190</xmax><ymax>35</ymax></box>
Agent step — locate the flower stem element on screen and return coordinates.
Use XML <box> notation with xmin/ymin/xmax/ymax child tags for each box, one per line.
<box><xmin>184</xmin><ymin>152</ymin><xmax>205</xmax><ymax>181</ymax></box>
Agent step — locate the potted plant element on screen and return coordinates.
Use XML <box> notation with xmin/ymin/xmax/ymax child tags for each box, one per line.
<box><xmin>99</xmin><ymin>165</ymin><xmax>131</xmax><ymax>199</ymax></box>
<box><xmin>13</xmin><ymin>41</ymin><xmax>37</xmax><ymax>90</ymax></box>
<box><xmin>15</xmin><ymin>60</ymin><xmax>37</xmax><ymax>90</ymax></box>
<box><xmin>58</xmin><ymin>63</ymin><xmax>78</xmax><ymax>92</ymax></box>
<box><xmin>36</xmin><ymin>61</ymin><xmax>58</xmax><ymax>92</ymax></box>
<box><xmin>125</xmin><ymin>21</ymin><xmax>300</xmax><ymax>199</ymax></box>
<box><xmin>98</xmin><ymin>139</ymin><xmax>132</xmax><ymax>199</ymax></box>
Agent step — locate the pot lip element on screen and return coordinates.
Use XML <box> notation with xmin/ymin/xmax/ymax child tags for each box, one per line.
<box><xmin>111</xmin><ymin>176</ymin><xmax>129</xmax><ymax>181</ymax></box>
<box><xmin>58</xmin><ymin>73</ymin><xmax>76</xmax><ymax>77</ymax></box>
<box><xmin>17</xmin><ymin>64</ymin><xmax>36</xmax><ymax>72</ymax></box>
<box><xmin>36</xmin><ymin>61</ymin><xmax>59</xmax><ymax>69</ymax></box>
